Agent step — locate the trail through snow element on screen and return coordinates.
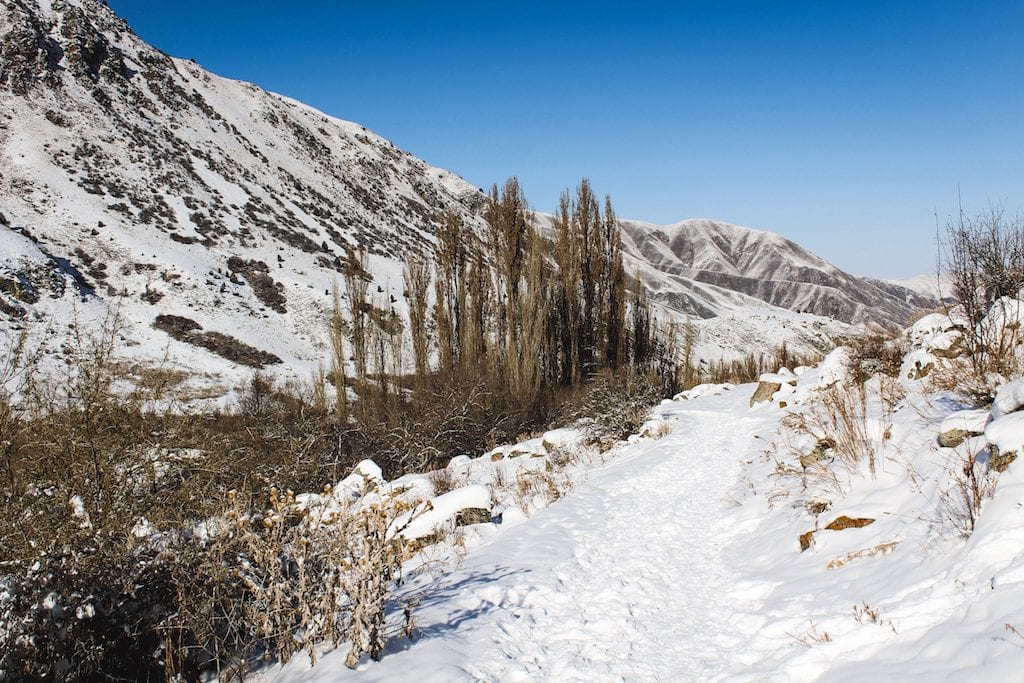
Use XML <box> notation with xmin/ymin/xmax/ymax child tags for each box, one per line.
<box><xmin>273</xmin><ymin>392</ymin><xmax>774</xmax><ymax>682</ymax></box>
<box><xmin>463</xmin><ymin>408</ymin><xmax>762</xmax><ymax>681</ymax></box>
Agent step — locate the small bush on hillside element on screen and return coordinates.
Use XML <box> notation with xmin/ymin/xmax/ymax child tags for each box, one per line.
<box><xmin>941</xmin><ymin>207</ymin><xmax>1024</xmax><ymax>382</ymax></box>
<box><xmin>846</xmin><ymin>332</ymin><xmax>908</xmax><ymax>383</ymax></box>
<box><xmin>558</xmin><ymin>371</ymin><xmax>666</xmax><ymax>448</ymax></box>
<box><xmin>784</xmin><ymin>381</ymin><xmax>879</xmax><ymax>479</ymax></box>
<box><xmin>939</xmin><ymin>445</ymin><xmax>999</xmax><ymax>538</ymax></box>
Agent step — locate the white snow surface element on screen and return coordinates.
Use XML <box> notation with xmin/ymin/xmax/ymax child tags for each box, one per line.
<box><xmin>266</xmin><ymin>376</ymin><xmax>1024</xmax><ymax>681</ymax></box>
<box><xmin>940</xmin><ymin>408</ymin><xmax>991</xmax><ymax>435</ymax></box>
<box><xmin>991</xmin><ymin>379</ymin><xmax>1024</xmax><ymax>419</ymax></box>
<box><xmin>393</xmin><ymin>485</ymin><xmax>492</xmax><ymax>542</ymax></box>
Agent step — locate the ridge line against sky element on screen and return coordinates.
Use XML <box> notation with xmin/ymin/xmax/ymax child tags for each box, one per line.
<box><xmin>107</xmin><ymin>0</ymin><xmax>1024</xmax><ymax>279</ymax></box>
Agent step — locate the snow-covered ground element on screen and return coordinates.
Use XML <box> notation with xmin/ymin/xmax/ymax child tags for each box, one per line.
<box><xmin>270</xmin><ymin>389</ymin><xmax>777</xmax><ymax>682</ymax></box>
<box><xmin>264</xmin><ymin>340</ymin><xmax>1024</xmax><ymax>681</ymax></box>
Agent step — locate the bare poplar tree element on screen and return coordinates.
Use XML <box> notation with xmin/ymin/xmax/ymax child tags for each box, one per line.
<box><xmin>344</xmin><ymin>249</ymin><xmax>370</xmax><ymax>388</ymax></box>
<box><xmin>402</xmin><ymin>253</ymin><xmax>432</xmax><ymax>382</ymax></box>
<box><xmin>329</xmin><ymin>287</ymin><xmax>349</xmax><ymax>423</ymax></box>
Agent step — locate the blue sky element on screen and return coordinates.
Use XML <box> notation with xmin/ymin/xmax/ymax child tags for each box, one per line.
<box><xmin>108</xmin><ymin>1</ymin><xmax>1023</xmax><ymax>278</ymax></box>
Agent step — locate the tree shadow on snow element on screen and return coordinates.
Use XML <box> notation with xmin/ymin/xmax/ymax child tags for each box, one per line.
<box><xmin>382</xmin><ymin>564</ymin><xmax>526</xmax><ymax>657</ymax></box>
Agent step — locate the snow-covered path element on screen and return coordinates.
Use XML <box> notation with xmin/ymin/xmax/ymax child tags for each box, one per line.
<box><xmin>273</xmin><ymin>392</ymin><xmax>772</xmax><ymax>682</ymax></box>
<box><xmin>463</xmin><ymin>408</ymin><xmax>759</xmax><ymax>681</ymax></box>
<box><xmin>270</xmin><ymin>355</ymin><xmax>1024</xmax><ymax>682</ymax></box>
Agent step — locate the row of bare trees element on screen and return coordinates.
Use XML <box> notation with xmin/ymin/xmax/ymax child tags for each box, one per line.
<box><xmin>323</xmin><ymin>178</ymin><xmax>676</xmax><ymax>472</ymax></box>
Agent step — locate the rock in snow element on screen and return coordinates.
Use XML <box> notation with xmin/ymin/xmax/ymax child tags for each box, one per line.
<box><xmin>939</xmin><ymin>408</ymin><xmax>992</xmax><ymax>447</ymax></box>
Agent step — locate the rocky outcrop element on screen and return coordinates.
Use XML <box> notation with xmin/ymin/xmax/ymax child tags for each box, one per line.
<box><xmin>824</xmin><ymin>515</ymin><xmax>875</xmax><ymax>531</ymax></box>
<box><xmin>0</xmin><ymin>3</ymin><xmax>62</xmax><ymax>93</ymax></box>
<box><xmin>750</xmin><ymin>381</ymin><xmax>781</xmax><ymax>407</ymax></box>
<box><xmin>990</xmin><ymin>446</ymin><xmax>1017</xmax><ymax>474</ymax></box>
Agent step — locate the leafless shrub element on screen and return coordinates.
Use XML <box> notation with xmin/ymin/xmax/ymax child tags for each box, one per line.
<box><xmin>427</xmin><ymin>466</ymin><xmax>459</xmax><ymax>496</ymax></box>
<box><xmin>559</xmin><ymin>370</ymin><xmax>664</xmax><ymax>447</ymax></box>
<box><xmin>852</xmin><ymin>601</ymin><xmax>897</xmax><ymax>633</ymax></box>
<box><xmin>0</xmin><ymin>318</ymin><xmax>424</xmax><ymax>680</ymax></box>
<box><xmin>515</xmin><ymin>470</ymin><xmax>571</xmax><ymax>513</ymax></box>
<box><xmin>928</xmin><ymin>358</ymin><xmax>1003</xmax><ymax>407</ymax></box>
<box><xmin>784</xmin><ymin>381</ymin><xmax>878</xmax><ymax>477</ymax></box>
<box><xmin>491</xmin><ymin>464</ymin><xmax>510</xmax><ymax>491</ymax></box>
<box><xmin>846</xmin><ymin>331</ymin><xmax>908</xmax><ymax>383</ymax></box>
<box><xmin>786</xmin><ymin>620</ymin><xmax>833</xmax><ymax>647</ymax></box>
<box><xmin>939</xmin><ymin>443</ymin><xmax>999</xmax><ymax>537</ymax></box>
<box><xmin>940</xmin><ymin>206</ymin><xmax>1024</xmax><ymax>384</ymax></box>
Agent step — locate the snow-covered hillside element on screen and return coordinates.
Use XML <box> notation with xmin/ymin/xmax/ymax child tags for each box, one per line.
<box><xmin>621</xmin><ymin>218</ymin><xmax>933</xmax><ymax>325</ymax></box>
<box><xmin>0</xmin><ymin>0</ymin><xmax>933</xmax><ymax>391</ymax></box>
<box><xmin>887</xmin><ymin>273</ymin><xmax>954</xmax><ymax>302</ymax></box>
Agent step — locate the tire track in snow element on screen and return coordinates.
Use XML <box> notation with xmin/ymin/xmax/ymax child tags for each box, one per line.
<box><xmin>462</xmin><ymin>409</ymin><xmax>764</xmax><ymax>681</ymax></box>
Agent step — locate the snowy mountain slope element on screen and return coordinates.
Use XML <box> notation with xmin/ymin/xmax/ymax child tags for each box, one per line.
<box><xmin>619</xmin><ymin>217</ymin><xmax>934</xmax><ymax>325</ymax></box>
<box><xmin>0</xmin><ymin>0</ymin><xmax>933</xmax><ymax>389</ymax></box>
<box><xmin>0</xmin><ymin>0</ymin><xmax>486</xmax><ymax>388</ymax></box>
<box><xmin>886</xmin><ymin>273</ymin><xmax>954</xmax><ymax>302</ymax></box>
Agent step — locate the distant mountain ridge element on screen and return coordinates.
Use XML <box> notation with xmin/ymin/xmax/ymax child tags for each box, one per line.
<box><xmin>0</xmin><ymin>0</ymin><xmax>934</xmax><ymax>390</ymax></box>
<box><xmin>618</xmin><ymin>218</ymin><xmax>933</xmax><ymax>324</ymax></box>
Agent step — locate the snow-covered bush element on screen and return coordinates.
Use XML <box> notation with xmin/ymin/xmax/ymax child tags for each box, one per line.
<box><xmin>939</xmin><ymin>208</ymin><xmax>1024</xmax><ymax>396</ymax></box>
<box><xmin>558</xmin><ymin>370</ymin><xmax>666</xmax><ymax>448</ymax></box>
<box><xmin>939</xmin><ymin>442</ymin><xmax>999</xmax><ymax>537</ymax></box>
<box><xmin>845</xmin><ymin>331</ymin><xmax>909</xmax><ymax>383</ymax></box>
<box><xmin>783</xmin><ymin>377</ymin><xmax>892</xmax><ymax>481</ymax></box>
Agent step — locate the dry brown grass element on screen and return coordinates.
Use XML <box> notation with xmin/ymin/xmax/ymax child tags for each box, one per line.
<box><xmin>784</xmin><ymin>381</ymin><xmax>878</xmax><ymax>478</ymax></box>
<box><xmin>826</xmin><ymin>541</ymin><xmax>899</xmax><ymax>570</ymax></box>
<box><xmin>939</xmin><ymin>443</ymin><xmax>1000</xmax><ymax>537</ymax></box>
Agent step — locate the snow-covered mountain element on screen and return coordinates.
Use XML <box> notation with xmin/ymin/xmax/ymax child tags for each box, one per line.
<box><xmin>0</xmin><ymin>0</ymin><xmax>934</xmax><ymax>389</ymax></box>
<box><xmin>886</xmin><ymin>273</ymin><xmax>954</xmax><ymax>302</ymax></box>
<box><xmin>621</xmin><ymin>218</ymin><xmax>933</xmax><ymax>324</ymax></box>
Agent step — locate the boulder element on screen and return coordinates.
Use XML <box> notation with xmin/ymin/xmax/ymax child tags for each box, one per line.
<box><xmin>939</xmin><ymin>429</ymin><xmax>973</xmax><ymax>448</ymax></box>
<box><xmin>800</xmin><ymin>438</ymin><xmax>835</xmax><ymax>469</ymax></box>
<box><xmin>900</xmin><ymin>349</ymin><xmax>937</xmax><ymax>380</ymax></box>
<box><xmin>824</xmin><ymin>515</ymin><xmax>875</xmax><ymax>531</ymax></box>
<box><xmin>910</xmin><ymin>312</ymin><xmax>957</xmax><ymax>346</ymax></box>
<box><xmin>984</xmin><ymin>412</ymin><xmax>1024</xmax><ymax>472</ymax></box>
<box><xmin>455</xmin><ymin>507</ymin><xmax>492</xmax><ymax>526</ymax></box>
<box><xmin>751</xmin><ymin>370</ymin><xmax>799</xmax><ymax>407</ymax></box>
<box><xmin>928</xmin><ymin>331</ymin><xmax>964</xmax><ymax>359</ymax></box>
<box><xmin>750</xmin><ymin>381</ymin><xmax>782</xmax><ymax>407</ymax></box>
<box><xmin>938</xmin><ymin>408</ymin><xmax>991</xmax><ymax>448</ymax></box>
<box><xmin>393</xmin><ymin>484</ymin><xmax>492</xmax><ymax>541</ymax></box>
<box><xmin>990</xmin><ymin>445</ymin><xmax>1017</xmax><ymax>473</ymax></box>
<box><xmin>799</xmin><ymin>531</ymin><xmax>815</xmax><ymax>552</ymax></box>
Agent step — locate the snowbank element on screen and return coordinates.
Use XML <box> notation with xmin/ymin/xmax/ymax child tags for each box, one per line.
<box><xmin>392</xmin><ymin>485</ymin><xmax>492</xmax><ymax>541</ymax></box>
<box><xmin>984</xmin><ymin>412</ymin><xmax>1024</xmax><ymax>454</ymax></box>
<box><xmin>992</xmin><ymin>379</ymin><xmax>1024</xmax><ymax>418</ymax></box>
